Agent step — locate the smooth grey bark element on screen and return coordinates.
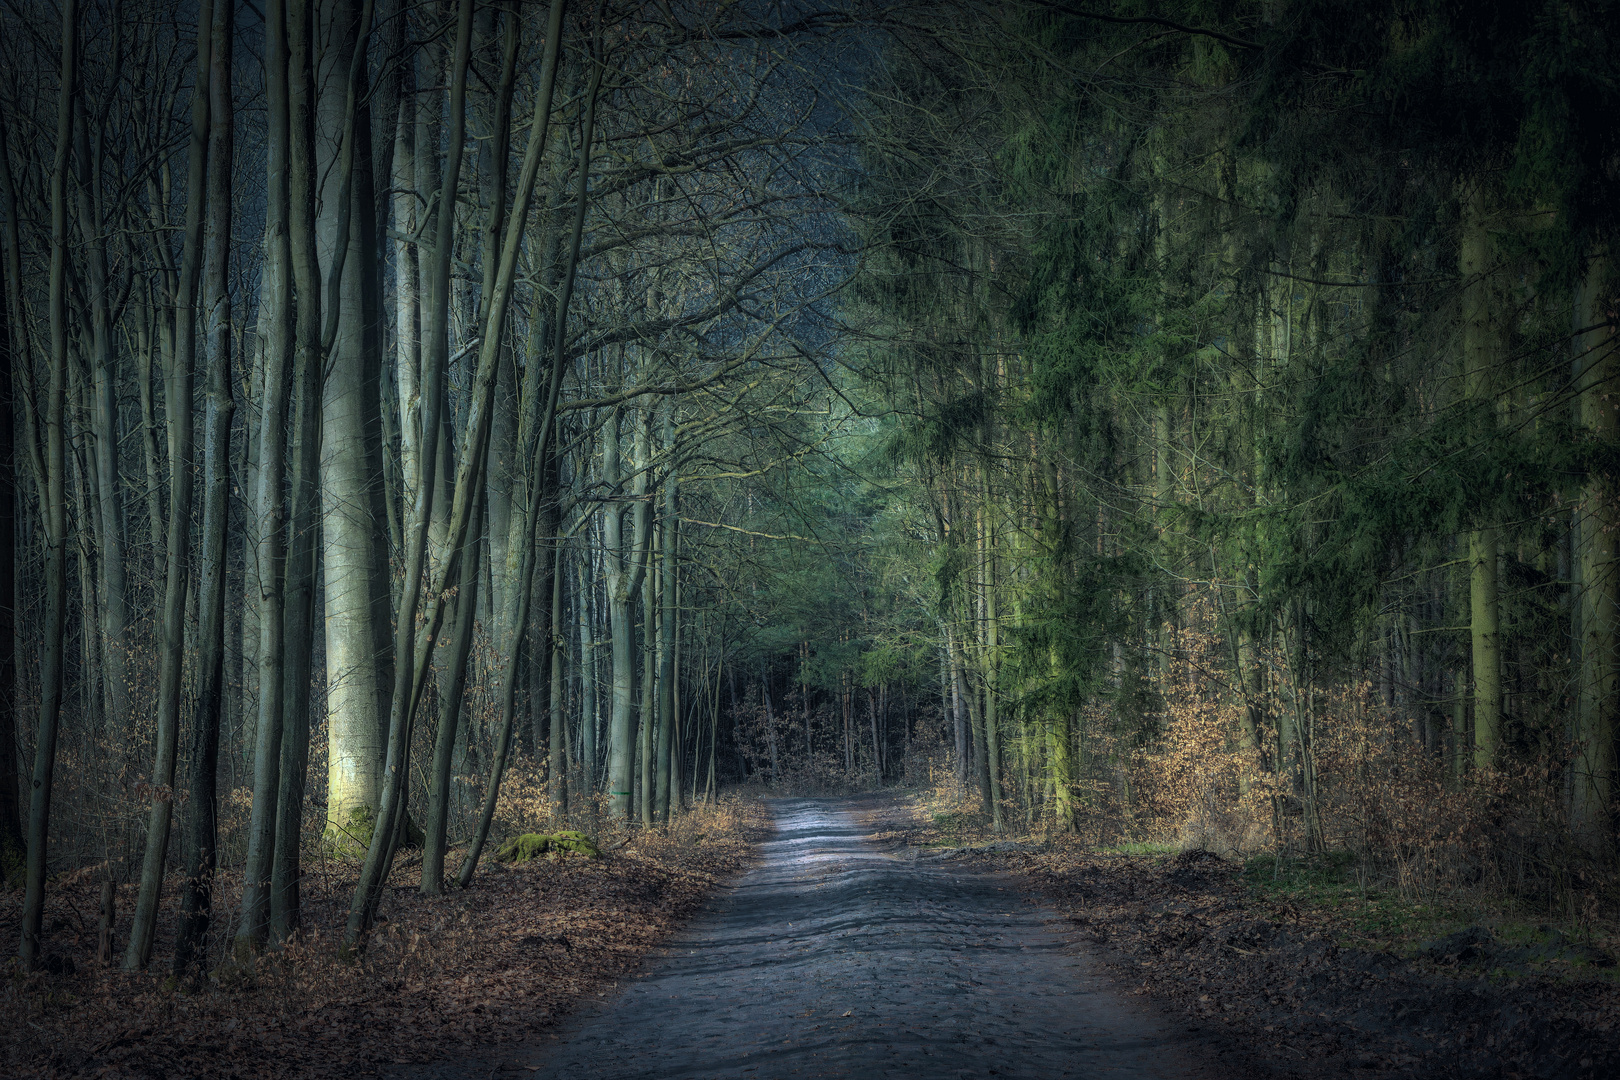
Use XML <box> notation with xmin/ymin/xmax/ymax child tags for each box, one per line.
<box><xmin>124</xmin><ymin>0</ymin><xmax>210</xmax><ymax>971</ymax></box>
<box><xmin>0</xmin><ymin>113</ymin><xmax>30</xmax><ymax>888</ymax></box>
<box><xmin>72</xmin><ymin>98</ymin><xmax>132</xmax><ymax>740</ymax></box>
<box><xmin>419</xmin><ymin>0</ymin><xmax>522</xmax><ymax>887</ymax></box>
<box><xmin>237</xmin><ymin>0</ymin><xmax>294</xmax><ymax>958</ymax></box>
<box><xmin>136</xmin><ymin>283</ymin><xmax>166</xmax><ymax>583</ymax></box>
<box><xmin>578</xmin><ymin>546</ymin><xmax>597</xmax><ymax>791</ymax></box>
<box><xmin>550</xmin><ymin>531</ymin><xmax>568</xmax><ymax>818</ymax></box>
<box><xmin>641</xmin><ymin>529</ymin><xmax>658</xmax><ymax>825</ymax></box>
<box><xmin>268</xmin><ymin>0</ymin><xmax>325</xmax><ymax>946</ymax></box>
<box><xmin>532</xmin><ymin>444</ymin><xmax>560</xmax><ymax>779</ymax></box>
<box><xmin>420</xmin><ymin>484</ymin><xmax>483</xmax><ymax>893</ymax></box>
<box><xmin>654</xmin><ymin>525</ymin><xmax>671</xmax><ymax>822</ymax></box>
<box><xmin>659</xmin><ymin>430</ymin><xmax>679</xmax><ymax>820</ymax></box>
<box><xmin>173</xmin><ymin>0</ymin><xmax>234</xmax><ymax>975</ymax></box>
<box><xmin>344</xmin><ymin>0</ymin><xmax>477</xmax><ymax>941</ymax></box>
<box><xmin>1572</xmin><ymin>250</ymin><xmax>1618</xmax><ymax>851</ymax></box>
<box><xmin>605</xmin><ymin>408</ymin><xmax>652</xmax><ymax>821</ymax></box>
<box><xmin>19</xmin><ymin>0</ymin><xmax>75</xmax><ymax>968</ymax></box>
<box><xmin>945</xmin><ymin>624</ymin><xmax>968</xmax><ymax>783</ymax></box>
<box><xmin>318</xmin><ymin>0</ymin><xmax>389</xmax><ymax>848</ymax></box>
<box><xmin>459</xmin><ymin>16</ymin><xmax>598</xmax><ymax>873</ymax></box>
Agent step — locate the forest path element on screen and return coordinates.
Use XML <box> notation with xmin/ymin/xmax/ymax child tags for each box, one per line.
<box><xmin>415</xmin><ymin>797</ymin><xmax>1216</xmax><ymax>1079</ymax></box>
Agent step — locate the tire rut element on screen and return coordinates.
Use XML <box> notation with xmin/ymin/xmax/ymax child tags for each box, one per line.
<box><xmin>405</xmin><ymin>797</ymin><xmax>1218</xmax><ymax>1079</ymax></box>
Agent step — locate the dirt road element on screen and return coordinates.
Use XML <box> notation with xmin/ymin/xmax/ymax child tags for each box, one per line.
<box><xmin>414</xmin><ymin>798</ymin><xmax>1216</xmax><ymax>1079</ymax></box>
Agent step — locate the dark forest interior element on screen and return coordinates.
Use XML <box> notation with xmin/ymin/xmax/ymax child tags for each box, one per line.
<box><xmin>1</xmin><ymin>1</ymin><xmax>1617</xmax><ymax>1077</ymax></box>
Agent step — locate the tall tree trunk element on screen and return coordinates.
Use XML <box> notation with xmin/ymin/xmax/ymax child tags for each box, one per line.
<box><xmin>124</xmin><ymin>0</ymin><xmax>210</xmax><ymax>971</ymax></box>
<box><xmin>236</xmin><ymin>0</ymin><xmax>293</xmax><ymax>959</ymax></box>
<box><xmin>579</xmin><ymin>547</ymin><xmax>597</xmax><ymax>791</ymax></box>
<box><xmin>642</xmin><ymin>546</ymin><xmax>658</xmax><ymax>826</ymax></box>
<box><xmin>137</xmin><ymin>284</ymin><xmax>166</xmax><ymax>583</ymax></box>
<box><xmin>420</xmin><ymin>484</ymin><xmax>483</xmax><ymax>894</ymax></box>
<box><xmin>549</xmin><ymin>530</ymin><xmax>568</xmax><ymax>819</ymax></box>
<box><xmin>657</xmin><ymin>433</ymin><xmax>678</xmax><ymax>820</ymax></box>
<box><xmin>20</xmin><ymin>0</ymin><xmax>75</xmax><ymax>967</ymax></box>
<box><xmin>72</xmin><ymin>100</ymin><xmax>132</xmax><ymax>741</ymax></box>
<box><xmin>0</xmin><ymin>113</ymin><xmax>27</xmax><ymax>888</ymax></box>
<box><xmin>979</xmin><ymin>479</ymin><xmax>1005</xmax><ymax>833</ymax></box>
<box><xmin>1461</xmin><ymin>187</ymin><xmax>1502</xmax><ymax>769</ymax></box>
<box><xmin>268</xmin><ymin>0</ymin><xmax>325</xmax><ymax>946</ymax></box>
<box><xmin>606</xmin><ymin>408</ymin><xmax>653</xmax><ymax>820</ymax></box>
<box><xmin>1572</xmin><ymin>248</ymin><xmax>1617</xmax><ymax>852</ymax></box>
<box><xmin>319</xmin><ymin>0</ymin><xmax>388</xmax><ymax>851</ymax></box>
<box><xmin>174</xmin><ymin>0</ymin><xmax>234</xmax><ymax>974</ymax></box>
<box><xmin>360</xmin><ymin>0</ymin><xmax>571</xmax><ymax>920</ymax></box>
<box><xmin>946</xmin><ymin>625</ymin><xmax>968</xmax><ymax>785</ymax></box>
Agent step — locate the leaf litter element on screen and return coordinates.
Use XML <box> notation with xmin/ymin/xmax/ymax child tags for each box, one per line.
<box><xmin>868</xmin><ymin>792</ymin><xmax>1619</xmax><ymax>1080</ymax></box>
<box><xmin>1</xmin><ymin>796</ymin><xmax>770</xmax><ymax>1079</ymax></box>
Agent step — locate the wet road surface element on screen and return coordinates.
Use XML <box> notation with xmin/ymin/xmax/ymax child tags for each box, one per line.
<box><xmin>416</xmin><ymin>798</ymin><xmax>1214</xmax><ymax>1079</ymax></box>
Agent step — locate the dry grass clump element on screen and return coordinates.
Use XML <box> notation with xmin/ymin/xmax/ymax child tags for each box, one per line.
<box><xmin>1</xmin><ymin>794</ymin><xmax>771</xmax><ymax>1080</ymax></box>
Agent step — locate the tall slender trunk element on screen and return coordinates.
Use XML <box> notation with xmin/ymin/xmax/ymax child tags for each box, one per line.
<box><xmin>549</xmin><ymin>533</ymin><xmax>568</xmax><ymax>818</ymax></box>
<box><xmin>379</xmin><ymin>0</ymin><xmax>571</xmax><ymax>911</ymax></box>
<box><xmin>946</xmin><ymin>626</ymin><xmax>968</xmax><ymax>785</ymax></box>
<box><xmin>420</xmin><ymin>486</ymin><xmax>483</xmax><ymax>893</ymax></box>
<box><xmin>606</xmin><ymin>408</ymin><xmax>653</xmax><ymax>820</ymax></box>
<box><xmin>979</xmin><ymin>477</ymin><xmax>1005</xmax><ymax>833</ymax></box>
<box><xmin>124</xmin><ymin>0</ymin><xmax>210</xmax><ymax>971</ymax></box>
<box><xmin>20</xmin><ymin>0</ymin><xmax>76</xmax><ymax>968</ymax></box>
<box><xmin>319</xmin><ymin>0</ymin><xmax>389</xmax><ymax>849</ymax></box>
<box><xmin>532</xmin><ymin>446</ymin><xmax>559</xmax><ymax>768</ymax></box>
<box><xmin>136</xmin><ymin>284</ymin><xmax>165</xmax><ymax>583</ymax></box>
<box><xmin>654</xmin><ymin>523</ymin><xmax>671</xmax><ymax>822</ymax></box>
<box><xmin>1460</xmin><ymin>187</ymin><xmax>1502</xmax><ymax>769</ymax></box>
<box><xmin>656</xmin><ymin>428</ymin><xmax>679</xmax><ymax>818</ymax></box>
<box><xmin>764</xmin><ymin>675</ymin><xmax>779</xmax><ymax>785</ymax></box>
<box><xmin>236</xmin><ymin>0</ymin><xmax>291</xmax><ymax>960</ymax></box>
<box><xmin>268</xmin><ymin>0</ymin><xmax>325</xmax><ymax>946</ymax></box>
<box><xmin>1572</xmin><ymin>249</ymin><xmax>1617</xmax><ymax>851</ymax></box>
<box><xmin>174</xmin><ymin>0</ymin><xmax>234</xmax><ymax>974</ymax></box>
<box><xmin>579</xmin><ymin>547</ymin><xmax>597</xmax><ymax>791</ymax></box>
<box><xmin>72</xmin><ymin>100</ymin><xmax>131</xmax><ymax>739</ymax></box>
<box><xmin>641</xmin><ymin>550</ymin><xmax>658</xmax><ymax>825</ymax></box>
<box><xmin>0</xmin><ymin>114</ymin><xmax>28</xmax><ymax>888</ymax></box>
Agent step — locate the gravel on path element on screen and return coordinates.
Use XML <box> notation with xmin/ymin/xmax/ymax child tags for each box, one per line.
<box><xmin>406</xmin><ymin>797</ymin><xmax>1221</xmax><ymax>1080</ymax></box>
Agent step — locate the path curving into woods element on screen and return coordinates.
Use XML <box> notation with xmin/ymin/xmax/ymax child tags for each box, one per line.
<box><xmin>411</xmin><ymin>798</ymin><xmax>1219</xmax><ymax>1079</ymax></box>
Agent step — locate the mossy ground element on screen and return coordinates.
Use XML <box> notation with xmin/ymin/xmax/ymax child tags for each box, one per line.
<box><xmin>1241</xmin><ymin>850</ymin><xmax>1619</xmax><ymax>977</ymax></box>
<box><xmin>494</xmin><ymin>831</ymin><xmax>601</xmax><ymax>862</ymax></box>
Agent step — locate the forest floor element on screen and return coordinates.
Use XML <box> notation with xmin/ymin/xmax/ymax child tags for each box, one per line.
<box><xmin>1</xmin><ymin>794</ymin><xmax>770</xmax><ymax>1079</ymax></box>
<box><xmin>873</xmin><ymin>790</ymin><xmax>1620</xmax><ymax>1080</ymax></box>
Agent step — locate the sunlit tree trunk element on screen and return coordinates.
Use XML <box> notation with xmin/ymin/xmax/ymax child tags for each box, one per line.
<box><xmin>319</xmin><ymin>0</ymin><xmax>389</xmax><ymax>850</ymax></box>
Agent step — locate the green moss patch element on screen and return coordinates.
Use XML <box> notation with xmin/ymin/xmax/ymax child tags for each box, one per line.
<box><xmin>493</xmin><ymin>831</ymin><xmax>601</xmax><ymax>862</ymax></box>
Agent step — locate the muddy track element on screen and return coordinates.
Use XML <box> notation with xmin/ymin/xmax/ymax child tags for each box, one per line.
<box><xmin>405</xmin><ymin>797</ymin><xmax>1220</xmax><ymax>1079</ymax></box>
